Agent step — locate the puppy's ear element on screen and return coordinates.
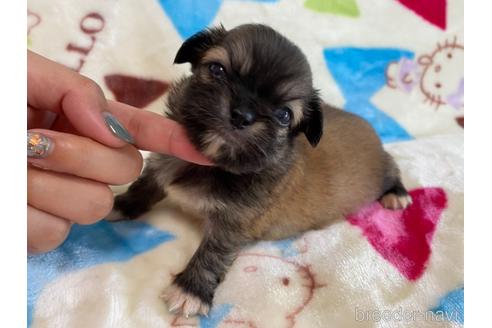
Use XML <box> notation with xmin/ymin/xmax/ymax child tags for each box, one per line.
<box><xmin>302</xmin><ymin>91</ymin><xmax>323</xmax><ymax>147</ymax></box>
<box><xmin>174</xmin><ymin>25</ymin><xmax>227</xmax><ymax>68</ymax></box>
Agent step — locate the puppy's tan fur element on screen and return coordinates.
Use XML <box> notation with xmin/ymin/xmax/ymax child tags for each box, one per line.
<box><xmin>249</xmin><ymin>105</ymin><xmax>388</xmax><ymax>239</ymax></box>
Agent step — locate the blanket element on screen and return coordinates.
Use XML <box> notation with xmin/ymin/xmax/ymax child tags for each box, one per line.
<box><xmin>27</xmin><ymin>0</ymin><xmax>464</xmax><ymax>327</ymax></box>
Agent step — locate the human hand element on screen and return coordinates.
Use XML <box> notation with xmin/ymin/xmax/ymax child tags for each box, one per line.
<box><xmin>27</xmin><ymin>51</ymin><xmax>211</xmax><ymax>253</ymax></box>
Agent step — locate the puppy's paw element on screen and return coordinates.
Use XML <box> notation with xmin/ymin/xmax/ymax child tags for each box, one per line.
<box><xmin>380</xmin><ymin>193</ymin><xmax>412</xmax><ymax>210</ymax></box>
<box><xmin>161</xmin><ymin>283</ymin><xmax>210</xmax><ymax>318</ymax></box>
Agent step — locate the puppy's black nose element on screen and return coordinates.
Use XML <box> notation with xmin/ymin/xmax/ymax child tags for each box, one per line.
<box><xmin>230</xmin><ymin>107</ymin><xmax>256</xmax><ymax>129</ymax></box>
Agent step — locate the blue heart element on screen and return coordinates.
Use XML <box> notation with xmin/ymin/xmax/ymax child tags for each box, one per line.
<box><xmin>431</xmin><ymin>286</ymin><xmax>464</xmax><ymax>324</ymax></box>
<box><xmin>158</xmin><ymin>0</ymin><xmax>223</xmax><ymax>39</ymax></box>
<box><xmin>28</xmin><ymin>221</ymin><xmax>174</xmax><ymax>326</ymax></box>
<box><xmin>323</xmin><ymin>47</ymin><xmax>414</xmax><ymax>143</ymax></box>
<box><xmin>158</xmin><ymin>0</ymin><xmax>280</xmax><ymax>39</ymax></box>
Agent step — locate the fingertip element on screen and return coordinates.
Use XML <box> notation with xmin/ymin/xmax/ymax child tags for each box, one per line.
<box><xmin>169</xmin><ymin>125</ymin><xmax>215</xmax><ymax>166</ymax></box>
<box><xmin>27</xmin><ymin>206</ymin><xmax>72</xmax><ymax>254</ymax></box>
<box><xmin>106</xmin><ymin>101</ymin><xmax>213</xmax><ymax>164</ymax></box>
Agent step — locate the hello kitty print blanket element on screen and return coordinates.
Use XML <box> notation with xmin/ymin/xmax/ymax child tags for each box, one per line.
<box><xmin>27</xmin><ymin>0</ymin><xmax>464</xmax><ymax>327</ymax></box>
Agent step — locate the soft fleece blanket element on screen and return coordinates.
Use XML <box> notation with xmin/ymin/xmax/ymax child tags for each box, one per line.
<box><xmin>27</xmin><ymin>0</ymin><xmax>464</xmax><ymax>327</ymax></box>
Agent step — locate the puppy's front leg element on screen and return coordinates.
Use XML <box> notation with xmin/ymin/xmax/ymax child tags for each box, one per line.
<box><xmin>162</xmin><ymin>218</ymin><xmax>247</xmax><ymax>317</ymax></box>
<box><xmin>106</xmin><ymin>165</ymin><xmax>166</xmax><ymax>221</ymax></box>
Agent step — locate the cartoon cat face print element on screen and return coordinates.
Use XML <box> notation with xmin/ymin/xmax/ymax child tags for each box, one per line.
<box><xmin>214</xmin><ymin>253</ymin><xmax>324</xmax><ymax>328</ymax></box>
<box><xmin>385</xmin><ymin>38</ymin><xmax>464</xmax><ymax>111</ymax></box>
<box><xmin>418</xmin><ymin>38</ymin><xmax>464</xmax><ymax>109</ymax></box>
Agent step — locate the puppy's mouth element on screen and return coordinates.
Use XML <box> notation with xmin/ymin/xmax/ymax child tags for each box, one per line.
<box><xmin>196</xmin><ymin>121</ymin><xmax>271</xmax><ymax>174</ymax></box>
<box><xmin>201</xmin><ymin>124</ymin><xmax>256</xmax><ymax>157</ymax></box>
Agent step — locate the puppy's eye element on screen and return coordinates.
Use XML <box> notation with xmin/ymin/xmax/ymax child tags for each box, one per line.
<box><xmin>273</xmin><ymin>107</ymin><xmax>292</xmax><ymax>126</ymax></box>
<box><xmin>209</xmin><ymin>63</ymin><xmax>226</xmax><ymax>78</ymax></box>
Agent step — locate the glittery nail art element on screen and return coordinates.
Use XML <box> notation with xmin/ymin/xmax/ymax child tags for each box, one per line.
<box><xmin>27</xmin><ymin>132</ymin><xmax>53</xmax><ymax>158</ymax></box>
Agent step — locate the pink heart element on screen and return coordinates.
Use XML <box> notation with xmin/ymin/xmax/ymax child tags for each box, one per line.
<box><xmin>347</xmin><ymin>187</ymin><xmax>447</xmax><ymax>280</ymax></box>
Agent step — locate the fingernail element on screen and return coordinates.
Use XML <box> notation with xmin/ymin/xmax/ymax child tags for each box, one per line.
<box><xmin>27</xmin><ymin>132</ymin><xmax>53</xmax><ymax>158</ymax></box>
<box><xmin>102</xmin><ymin>111</ymin><xmax>134</xmax><ymax>144</ymax></box>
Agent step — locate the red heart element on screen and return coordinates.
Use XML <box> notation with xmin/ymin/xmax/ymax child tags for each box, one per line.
<box><xmin>347</xmin><ymin>187</ymin><xmax>447</xmax><ymax>280</ymax></box>
<box><xmin>398</xmin><ymin>0</ymin><xmax>447</xmax><ymax>30</ymax></box>
<box><xmin>105</xmin><ymin>74</ymin><xmax>169</xmax><ymax>108</ymax></box>
<box><xmin>456</xmin><ymin>116</ymin><xmax>464</xmax><ymax>128</ymax></box>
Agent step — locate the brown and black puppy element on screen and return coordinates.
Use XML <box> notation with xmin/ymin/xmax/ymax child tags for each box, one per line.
<box><xmin>109</xmin><ymin>24</ymin><xmax>411</xmax><ymax>317</ymax></box>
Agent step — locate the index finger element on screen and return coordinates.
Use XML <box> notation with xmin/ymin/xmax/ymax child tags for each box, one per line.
<box><xmin>107</xmin><ymin>100</ymin><xmax>213</xmax><ymax>166</ymax></box>
<box><xmin>27</xmin><ymin>50</ymin><xmax>126</xmax><ymax>148</ymax></box>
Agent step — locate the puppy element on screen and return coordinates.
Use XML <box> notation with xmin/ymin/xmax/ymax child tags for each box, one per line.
<box><xmin>109</xmin><ymin>24</ymin><xmax>411</xmax><ymax>317</ymax></box>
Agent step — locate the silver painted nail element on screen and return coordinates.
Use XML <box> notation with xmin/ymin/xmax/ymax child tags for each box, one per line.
<box><xmin>27</xmin><ymin>132</ymin><xmax>53</xmax><ymax>158</ymax></box>
<box><xmin>102</xmin><ymin>111</ymin><xmax>134</xmax><ymax>144</ymax></box>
